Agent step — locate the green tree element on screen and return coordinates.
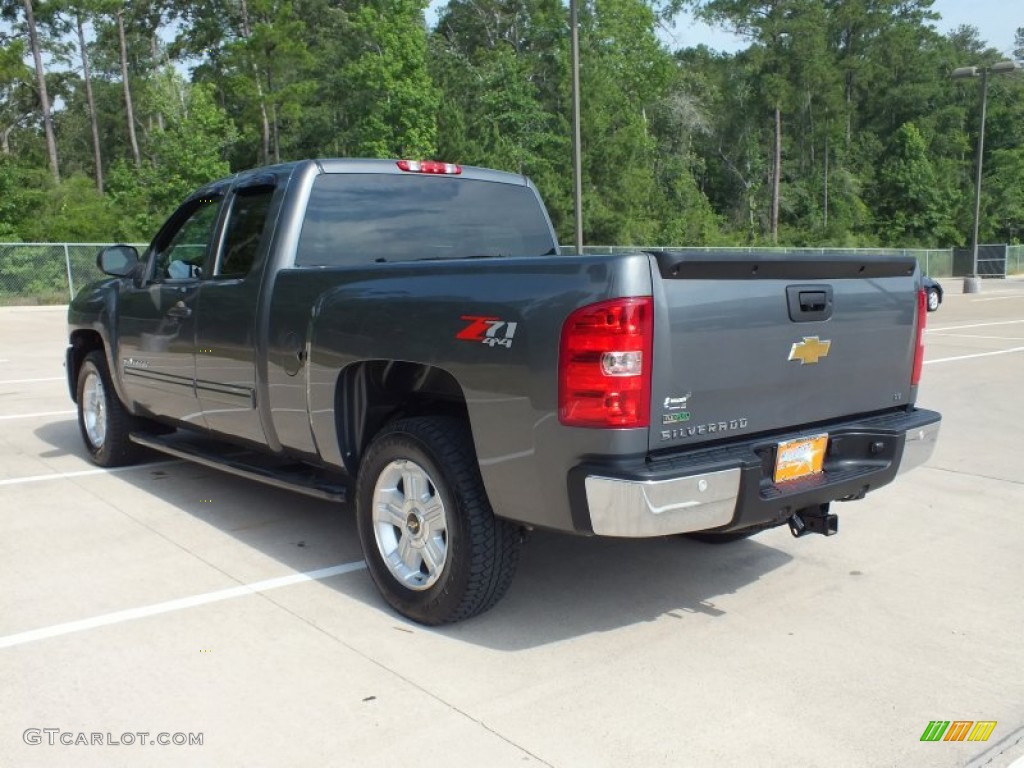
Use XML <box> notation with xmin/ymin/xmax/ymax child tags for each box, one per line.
<box><xmin>986</xmin><ymin>148</ymin><xmax>1024</xmax><ymax>243</ymax></box>
<box><xmin>574</xmin><ymin>0</ymin><xmax>674</xmax><ymax>244</ymax></box>
<box><xmin>678</xmin><ymin>0</ymin><xmax>841</xmax><ymax>243</ymax></box>
<box><xmin>338</xmin><ymin>0</ymin><xmax>438</xmax><ymax>157</ymax></box>
<box><xmin>105</xmin><ymin>78</ymin><xmax>235</xmax><ymax>237</ymax></box>
<box><xmin>0</xmin><ymin>39</ymin><xmax>35</xmax><ymax>155</ymax></box>
<box><xmin>431</xmin><ymin>0</ymin><xmax>570</xmax><ymax>229</ymax></box>
<box><xmin>975</xmin><ymin>62</ymin><xmax>1024</xmax><ymax>243</ymax></box>
<box><xmin>23</xmin><ymin>0</ymin><xmax>61</xmax><ymax>178</ymax></box>
<box><xmin>872</xmin><ymin>122</ymin><xmax>954</xmax><ymax>245</ymax></box>
<box><xmin>72</xmin><ymin>2</ymin><xmax>104</xmax><ymax>190</ymax></box>
<box><xmin>174</xmin><ymin>0</ymin><xmax>314</xmax><ymax>166</ymax></box>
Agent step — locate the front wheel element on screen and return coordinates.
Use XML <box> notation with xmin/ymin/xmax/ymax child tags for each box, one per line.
<box><xmin>926</xmin><ymin>288</ymin><xmax>940</xmax><ymax>312</ymax></box>
<box><xmin>355</xmin><ymin>416</ymin><xmax>522</xmax><ymax>625</ymax></box>
<box><xmin>76</xmin><ymin>350</ymin><xmax>141</xmax><ymax>467</ymax></box>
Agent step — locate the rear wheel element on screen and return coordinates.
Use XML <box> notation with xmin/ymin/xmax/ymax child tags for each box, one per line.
<box><xmin>926</xmin><ymin>288</ymin><xmax>940</xmax><ymax>312</ymax></box>
<box><xmin>684</xmin><ymin>529</ymin><xmax>760</xmax><ymax>544</ymax></box>
<box><xmin>683</xmin><ymin>521</ymin><xmax>780</xmax><ymax>544</ymax></box>
<box><xmin>356</xmin><ymin>416</ymin><xmax>522</xmax><ymax>625</ymax></box>
<box><xmin>76</xmin><ymin>350</ymin><xmax>141</xmax><ymax>467</ymax></box>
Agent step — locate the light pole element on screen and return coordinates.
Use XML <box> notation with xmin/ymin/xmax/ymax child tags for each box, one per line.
<box><xmin>570</xmin><ymin>0</ymin><xmax>583</xmax><ymax>255</ymax></box>
<box><xmin>951</xmin><ymin>60</ymin><xmax>1022</xmax><ymax>293</ymax></box>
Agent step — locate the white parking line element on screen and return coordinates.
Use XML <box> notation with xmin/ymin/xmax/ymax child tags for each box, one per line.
<box><xmin>927</xmin><ymin>333</ymin><xmax>1024</xmax><ymax>341</ymax></box>
<box><xmin>0</xmin><ymin>377</ymin><xmax>64</xmax><ymax>385</ymax></box>
<box><xmin>0</xmin><ymin>561</ymin><xmax>367</xmax><ymax>649</ymax></box>
<box><xmin>925</xmin><ymin>346</ymin><xmax>1024</xmax><ymax>365</ymax></box>
<box><xmin>0</xmin><ymin>460</ymin><xmax>180</xmax><ymax>488</ymax></box>
<box><xmin>927</xmin><ymin>320</ymin><xmax>1024</xmax><ymax>332</ymax></box>
<box><xmin>972</xmin><ymin>295</ymin><xmax>1024</xmax><ymax>302</ymax></box>
<box><xmin>0</xmin><ymin>410</ymin><xmax>75</xmax><ymax>421</ymax></box>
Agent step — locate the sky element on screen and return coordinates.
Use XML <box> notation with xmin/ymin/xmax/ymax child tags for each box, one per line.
<box><xmin>661</xmin><ymin>0</ymin><xmax>1021</xmax><ymax>58</ymax></box>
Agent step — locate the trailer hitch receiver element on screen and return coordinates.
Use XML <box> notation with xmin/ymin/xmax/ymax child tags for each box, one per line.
<box><xmin>788</xmin><ymin>504</ymin><xmax>838</xmax><ymax>538</ymax></box>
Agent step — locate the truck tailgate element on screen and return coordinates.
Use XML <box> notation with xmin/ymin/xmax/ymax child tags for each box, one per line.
<box><xmin>647</xmin><ymin>251</ymin><xmax>921</xmax><ymax>453</ymax></box>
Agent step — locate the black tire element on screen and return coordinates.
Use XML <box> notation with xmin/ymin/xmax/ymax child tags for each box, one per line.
<box><xmin>683</xmin><ymin>521</ymin><xmax>780</xmax><ymax>544</ymax></box>
<box><xmin>355</xmin><ymin>416</ymin><xmax>522</xmax><ymax>625</ymax></box>
<box><xmin>926</xmin><ymin>288</ymin><xmax>940</xmax><ymax>312</ymax></box>
<box><xmin>76</xmin><ymin>350</ymin><xmax>141</xmax><ymax>467</ymax></box>
<box><xmin>683</xmin><ymin>530</ymin><xmax>760</xmax><ymax>544</ymax></box>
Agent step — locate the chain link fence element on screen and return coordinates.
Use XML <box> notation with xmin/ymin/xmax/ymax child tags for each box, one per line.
<box><xmin>0</xmin><ymin>243</ymin><xmax>146</xmax><ymax>305</ymax></box>
<box><xmin>1</xmin><ymin>242</ymin><xmax>1020</xmax><ymax>305</ymax></box>
<box><xmin>1009</xmin><ymin>245</ymin><xmax>1024</xmax><ymax>277</ymax></box>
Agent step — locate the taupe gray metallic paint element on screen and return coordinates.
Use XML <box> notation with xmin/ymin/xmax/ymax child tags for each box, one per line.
<box><xmin>68</xmin><ymin>158</ymin><xmax>941</xmax><ymax>537</ymax></box>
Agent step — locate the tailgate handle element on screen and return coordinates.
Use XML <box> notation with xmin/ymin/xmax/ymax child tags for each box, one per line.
<box><xmin>800</xmin><ymin>291</ymin><xmax>827</xmax><ymax>312</ymax></box>
<box><xmin>787</xmin><ymin>285</ymin><xmax>833</xmax><ymax>322</ymax></box>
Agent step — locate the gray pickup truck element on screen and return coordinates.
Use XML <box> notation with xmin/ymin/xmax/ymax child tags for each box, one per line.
<box><xmin>66</xmin><ymin>158</ymin><xmax>941</xmax><ymax>624</ymax></box>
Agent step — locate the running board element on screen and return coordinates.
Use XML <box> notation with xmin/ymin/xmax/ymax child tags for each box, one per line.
<box><xmin>130</xmin><ymin>431</ymin><xmax>348</xmax><ymax>503</ymax></box>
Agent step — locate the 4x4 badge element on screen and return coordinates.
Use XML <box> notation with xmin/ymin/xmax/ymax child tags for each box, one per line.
<box><xmin>788</xmin><ymin>336</ymin><xmax>831</xmax><ymax>365</ymax></box>
<box><xmin>457</xmin><ymin>316</ymin><xmax>518</xmax><ymax>348</ymax></box>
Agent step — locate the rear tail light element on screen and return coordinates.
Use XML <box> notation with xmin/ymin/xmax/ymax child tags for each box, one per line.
<box><xmin>911</xmin><ymin>288</ymin><xmax>926</xmax><ymax>385</ymax></box>
<box><xmin>396</xmin><ymin>160</ymin><xmax>461</xmax><ymax>175</ymax></box>
<box><xmin>559</xmin><ymin>297</ymin><xmax>653</xmax><ymax>428</ymax></box>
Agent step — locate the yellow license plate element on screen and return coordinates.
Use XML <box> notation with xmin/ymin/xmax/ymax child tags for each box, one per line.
<box><xmin>774</xmin><ymin>433</ymin><xmax>828</xmax><ymax>483</ymax></box>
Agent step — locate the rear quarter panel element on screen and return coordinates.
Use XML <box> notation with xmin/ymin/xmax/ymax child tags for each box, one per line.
<box><xmin>296</xmin><ymin>254</ymin><xmax>653</xmax><ymax>531</ymax></box>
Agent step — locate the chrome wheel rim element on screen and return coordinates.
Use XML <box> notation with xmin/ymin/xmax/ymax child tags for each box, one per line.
<box><xmin>928</xmin><ymin>290</ymin><xmax>939</xmax><ymax>311</ymax></box>
<box><xmin>82</xmin><ymin>370</ymin><xmax>107</xmax><ymax>449</ymax></box>
<box><xmin>371</xmin><ymin>459</ymin><xmax>449</xmax><ymax>591</ymax></box>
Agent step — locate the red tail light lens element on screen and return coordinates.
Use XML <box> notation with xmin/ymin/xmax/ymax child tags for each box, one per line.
<box><xmin>911</xmin><ymin>288</ymin><xmax>926</xmax><ymax>385</ymax></box>
<box><xmin>396</xmin><ymin>160</ymin><xmax>462</xmax><ymax>175</ymax></box>
<box><xmin>559</xmin><ymin>297</ymin><xmax>653</xmax><ymax>428</ymax></box>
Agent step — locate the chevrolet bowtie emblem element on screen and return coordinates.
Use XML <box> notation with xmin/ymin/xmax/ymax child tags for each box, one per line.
<box><xmin>788</xmin><ymin>336</ymin><xmax>832</xmax><ymax>365</ymax></box>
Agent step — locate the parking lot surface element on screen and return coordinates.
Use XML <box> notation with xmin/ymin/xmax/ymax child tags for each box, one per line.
<box><xmin>1</xmin><ymin>279</ymin><xmax>1023</xmax><ymax>767</ymax></box>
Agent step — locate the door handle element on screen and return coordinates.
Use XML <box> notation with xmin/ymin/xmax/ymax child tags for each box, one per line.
<box><xmin>167</xmin><ymin>301</ymin><xmax>192</xmax><ymax>319</ymax></box>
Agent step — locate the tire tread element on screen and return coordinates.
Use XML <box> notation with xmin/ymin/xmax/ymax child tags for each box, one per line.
<box><xmin>77</xmin><ymin>350</ymin><xmax>141</xmax><ymax>467</ymax></box>
<box><xmin>356</xmin><ymin>416</ymin><xmax>521</xmax><ymax>624</ymax></box>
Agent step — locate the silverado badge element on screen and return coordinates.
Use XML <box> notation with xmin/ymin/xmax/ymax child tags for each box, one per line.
<box><xmin>788</xmin><ymin>336</ymin><xmax>831</xmax><ymax>365</ymax></box>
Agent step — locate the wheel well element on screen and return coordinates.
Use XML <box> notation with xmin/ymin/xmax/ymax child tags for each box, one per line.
<box><xmin>335</xmin><ymin>361</ymin><xmax>469</xmax><ymax>475</ymax></box>
<box><xmin>68</xmin><ymin>330</ymin><xmax>105</xmax><ymax>401</ymax></box>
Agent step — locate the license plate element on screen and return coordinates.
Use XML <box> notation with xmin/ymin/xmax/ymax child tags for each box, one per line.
<box><xmin>774</xmin><ymin>433</ymin><xmax>828</xmax><ymax>483</ymax></box>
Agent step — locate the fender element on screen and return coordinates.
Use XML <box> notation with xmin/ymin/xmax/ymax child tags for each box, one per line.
<box><xmin>67</xmin><ymin>279</ymin><xmax>132</xmax><ymax>409</ymax></box>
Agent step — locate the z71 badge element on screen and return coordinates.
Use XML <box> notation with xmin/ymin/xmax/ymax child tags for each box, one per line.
<box><xmin>457</xmin><ymin>315</ymin><xmax>518</xmax><ymax>348</ymax></box>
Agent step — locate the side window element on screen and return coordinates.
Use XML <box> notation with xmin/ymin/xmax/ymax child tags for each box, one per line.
<box><xmin>152</xmin><ymin>198</ymin><xmax>222</xmax><ymax>280</ymax></box>
<box><xmin>215</xmin><ymin>187</ymin><xmax>274</xmax><ymax>278</ymax></box>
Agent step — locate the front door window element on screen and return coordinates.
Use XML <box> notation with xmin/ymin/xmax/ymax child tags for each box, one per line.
<box><xmin>153</xmin><ymin>199</ymin><xmax>222</xmax><ymax>280</ymax></box>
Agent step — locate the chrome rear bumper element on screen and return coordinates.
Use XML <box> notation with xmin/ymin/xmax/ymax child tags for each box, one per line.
<box><xmin>897</xmin><ymin>421</ymin><xmax>940</xmax><ymax>475</ymax></box>
<box><xmin>584</xmin><ymin>469</ymin><xmax>740</xmax><ymax>537</ymax></box>
<box><xmin>579</xmin><ymin>411</ymin><xmax>941</xmax><ymax>538</ymax></box>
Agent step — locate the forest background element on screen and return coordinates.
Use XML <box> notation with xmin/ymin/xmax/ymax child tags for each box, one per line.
<box><xmin>0</xmin><ymin>0</ymin><xmax>1022</xmax><ymax>250</ymax></box>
